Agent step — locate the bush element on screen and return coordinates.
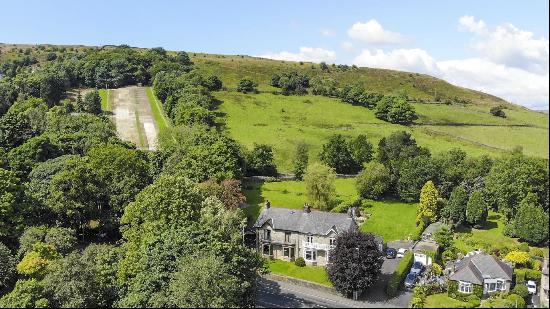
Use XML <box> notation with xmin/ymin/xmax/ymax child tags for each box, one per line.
<box><xmin>294</xmin><ymin>257</ymin><xmax>305</xmax><ymax>267</ymax></box>
<box><xmin>530</xmin><ymin>248</ymin><xmax>544</xmax><ymax>258</ymax></box>
<box><xmin>468</xmin><ymin>295</ymin><xmax>481</xmax><ymax>307</ymax></box>
<box><xmin>506</xmin><ymin>294</ymin><xmax>525</xmax><ymax>308</ymax></box>
<box><xmin>386</xmin><ymin>251</ymin><xmax>413</xmax><ymax>297</ymax></box>
<box><xmin>515</xmin><ymin>268</ymin><xmax>542</xmax><ymax>284</ymax></box>
<box><xmin>512</xmin><ymin>285</ymin><xmax>529</xmax><ymax>299</ymax></box>
<box><xmin>505</xmin><ymin>251</ymin><xmax>531</xmax><ymax>265</ymax></box>
<box><xmin>529</xmin><ymin>259</ymin><xmax>542</xmax><ymax>271</ymax></box>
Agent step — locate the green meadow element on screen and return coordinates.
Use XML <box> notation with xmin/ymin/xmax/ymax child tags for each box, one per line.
<box><xmin>216</xmin><ymin>91</ymin><xmax>548</xmax><ymax>172</ymax></box>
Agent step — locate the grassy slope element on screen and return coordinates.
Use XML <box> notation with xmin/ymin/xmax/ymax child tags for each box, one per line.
<box><xmin>217</xmin><ymin>92</ymin><xmax>548</xmax><ymax>172</ymax></box>
<box><xmin>145</xmin><ymin>87</ymin><xmax>172</xmax><ymax>134</ymax></box>
<box><xmin>191</xmin><ymin>53</ymin><xmax>511</xmax><ymax>107</ymax></box>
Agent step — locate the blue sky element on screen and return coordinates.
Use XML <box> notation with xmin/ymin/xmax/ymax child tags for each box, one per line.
<box><xmin>1</xmin><ymin>0</ymin><xmax>548</xmax><ymax>109</ymax></box>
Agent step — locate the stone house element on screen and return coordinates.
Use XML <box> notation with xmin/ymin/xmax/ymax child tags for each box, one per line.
<box><xmin>253</xmin><ymin>202</ymin><xmax>358</xmax><ymax>266</ymax></box>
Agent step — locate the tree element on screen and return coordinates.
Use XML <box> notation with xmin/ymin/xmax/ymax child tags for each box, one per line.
<box><xmin>0</xmin><ymin>242</ymin><xmax>15</xmax><ymax>291</ymax></box>
<box><xmin>245</xmin><ymin>143</ymin><xmax>277</xmax><ymax>176</ymax></box>
<box><xmin>355</xmin><ymin>162</ymin><xmax>390</xmax><ymax>199</ymax></box>
<box><xmin>319</xmin><ymin>134</ymin><xmax>358</xmax><ymax>174</ymax></box>
<box><xmin>77</xmin><ymin>89</ymin><xmax>102</xmax><ymax>114</ymax></box>
<box><xmin>443</xmin><ymin>186</ymin><xmax>468</xmax><ymax>225</ymax></box>
<box><xmin>484</xmin><ymin>154</ymin><xmax>548</xmax><ymax>220</ymax></box>
<box><xmin>490</xmin><ymin>106</ymin><xmax>506</xmax><ymax>118</ymax></box>
<box><xmin>7</xmin><ymin>135</ymin><xmax>61</xmax><ymax>179</ymax></box>
<box><xmin>43</xmin><ymin>252</ymin><xmax>106</xmax><ymax>308</ymax></box>
<box><xmin>236</xmin><ymin>78</ymin><xmax>257</xmax><ymax>93</ymax></box>
<box><xmin>168</xmin><ymin>252</ymin><xmax>244</xmax><ymax>307</ymax></box>
<box><xmin>349</xmin><ymin>134</ymin><xmax>373</xmax><ymax>167</ymax></box>
<box><xmin>417</xmin><ymin>181</ymin><xmax>439</xmax><ymax>226</ymax></box>
<box><xmin>0</xmin><ymin>279</ymin><xmax>49</xmax><ymax>308</ymax></box>
<box><xmin>200</xmin><ymin>179</ymin><xmax>246</xmax><ymax>210</ymax></box>
<box><xmin>510</xmin><ymin>193</ymin><xmax>549</xmax><ymax>244</ymax></box>
<box><xmin>466</xmin><ymin>190</ymin><xmax>488</xmax><ymax>226</ymax></box>
<box><xmin>396</xmin><ymin>155</ymin><xmax>437</xmax><ymax>202</ymax></box>
<box><xmin>434</xmin><ymin>226</ymin><xmax>454</xmax><ymax>250</ymax></box>
<box><xmin>377</xmin><ymin>131</ymin><xmax>427</xmax><ymax>185</ymax></box>
<box><xmin>326</xmin><ymin>230</ymin><xmax>383</xmax><ymax>297</ymax></box>
<box><xmin>1</xmin><ymin>168</ymin><xmax>27</xmax><ymax>238</ymax></box>
<box><xmin>204</xmin><ymin>75</ymin><xmax>222</xmax><ymax>91</ymax></box>
<box><xmin>375</xmin><ymin>96</ymin><xmax>417</xmax><ymax>124</ymax></box>
<box><xmin>304</xmin><ymin>163</ymin><xmax>336</xmax><ymax>210</ymax></box>
<box><xmin>293</xmin><ymin>141</ymin><xmax>309</xmax><ymax>180</ymax></box>
<box><xmin>16</xmin><ymin>242</ymin><xmax>60</xmax><ymax>278</ymax></box>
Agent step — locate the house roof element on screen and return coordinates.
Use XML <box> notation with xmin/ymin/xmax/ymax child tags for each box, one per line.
<box><xmin>413</xmin><ymin>240</ymin><xmax>440</xmax><ymax>252</ymax></box>
<box><xmin>253</xmin><ymin>207</ymin><xmax>357</xmax><ymax>236</ymax></box>
<box><xmin>450</xmin><ymin>252</ymin><xmax>513</xmax><ymax>284</ymax></box>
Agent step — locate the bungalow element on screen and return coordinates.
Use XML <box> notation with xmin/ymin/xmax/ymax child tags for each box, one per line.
<box><xmin>253</xmin><ymin>201</ymin><xmax>363</xmax><ymax>266</ymax></box>
<box><xmin>448</xmin><ymin>251</ymin><xmax>513</xmax><ymax>296</ymax></box>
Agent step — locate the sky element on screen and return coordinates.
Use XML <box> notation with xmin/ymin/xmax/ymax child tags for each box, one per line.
<box><xmin>1</xmin><ymin>0</ymin><xmax>548</xmax><ymax>109</ymax></box>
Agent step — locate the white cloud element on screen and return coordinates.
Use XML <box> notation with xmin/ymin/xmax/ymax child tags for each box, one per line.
<box><xmin>459</xmin><ymin>15</ymin><xmax>487</xmax><ymax>34</ymax></box>
<box><xmin>321</xmin><ymin>29</ymin><xmax>336</xmax><ymax>37</ymax></box>
<box><xmin>353</xmin><ymin>48</ymin><xmax>437</xmax><ymax>73</ymax></box>
<box><xmin>353</xmin><ymin>47</ymin><xmax>549</xmax><ymax>109</ymax></box>
<box><xmin>459</xmin><ymin>16</ymin><xmax>549</xmax><ymax>74</ymax></box>
<box><xmin>341</xmin><ymin>41</ymin><xmax>355</xmax><ymax>52</ymax></box>
<box><xmin>258</xmin><ymin>47</ymin><xmax>336</xmax><ymax>63</ymax></box>
<box><xmin>347</xmin><ymin>20</ymin><xmax>408</xmax><ymax>44</ymax></box>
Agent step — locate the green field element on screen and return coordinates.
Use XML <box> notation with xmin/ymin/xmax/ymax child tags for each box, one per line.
<box><xmin>267</xmin><ymin>259</ymin><xmax>331</xmax><ymax>286</ymax></box>
<box><xmin>145</xmin><ymin>87</ymin><xmax>172</xmax><ymax>134</ymax></box>
<box><xmin>216</xmin><ymin>91</ymin><xmax>548</xmax><ymax>172</ymax></box>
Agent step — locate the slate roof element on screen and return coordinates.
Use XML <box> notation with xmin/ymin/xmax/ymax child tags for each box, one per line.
<box><xmin>253</xmin><ymin>207</ymin><xmax>357</xmax><ymax>236</ymax></box>
<box><xmin>450</xmin><ymin>252</ymin><xmax>513</xmax><ymax>284</ymax></box>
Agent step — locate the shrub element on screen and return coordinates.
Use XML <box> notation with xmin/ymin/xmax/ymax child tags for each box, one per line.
<box><xmin>505</xmin><ymin>251</ymin><xmax>531</xmax><ymax>265</ymax></box>
<box><xmin>506</xmin><ymin>294</ymin><xmax>525</xmax><ymax>308</ymax></box>
<box><xmin>512</xmin><ymin>284</ymin><xmax>529</xmax><ymax>299</ymax></box>
<box><xmin>529</xmin><ymin>259</ymin><xmax>542</xmax><ymax>271</ymax></box>
<box><xmin>530</xmin><ymin>248</ymin><xmax>544</xmax><ymax>258</ymax></box>
<box><xmin>386</xmin><ymin>251</ymin><xmax>413</xmax><ymax>297</ymax></box>
<box><xmin>294</xmin><ymin>257</ymin><xmax>305</xmax><ymax>267</ymax></box>
<box><xmin>515</xmin><ymin>268</ymin><xmax>542</xmax><ymax>284</ymax></box>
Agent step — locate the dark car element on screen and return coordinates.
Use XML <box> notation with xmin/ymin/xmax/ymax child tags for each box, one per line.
<box><xmin>411</xmin><ymin>261</ymin><xmax>424</xmax><ymax>275</ymax></box>
<box><xmin>404</xmin><ymin>272</ymin><xmax>417</xmax><ymax>288</ymax></box>
<box><xmin>386</xmin><ymin>248</ymin><xmax>397</xmax><ymax>259</ymax></box>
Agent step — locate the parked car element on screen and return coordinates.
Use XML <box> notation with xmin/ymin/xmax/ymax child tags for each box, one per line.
<box><xmin>404</xmin><ymin>272</ymin><xmax>417</xmax><ymax>288</ymax></box>
<box><xmin>411</xmin><ymin>261</ymin><xmax>424</xmax><ymax>275</ymax></box>
<box><xmin>527</xmin><ymin>280</ymin><xmax>537</xmax><ymax>295</ymax></box>
<box><xmin>397</xmin><ymin>248</ymin><xmax>407</xmax><ymax>258</ymax></box>
<box><xmin>386</xmin><ymin>248</ymin><xmax>397</xmax><ymax>259</ymax></box>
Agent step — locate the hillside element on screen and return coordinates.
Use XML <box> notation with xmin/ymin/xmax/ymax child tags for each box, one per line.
<box><xmin>1</xmin><ymin>43</ymin><xmax>548</xmax><ymax>170</ymax></box>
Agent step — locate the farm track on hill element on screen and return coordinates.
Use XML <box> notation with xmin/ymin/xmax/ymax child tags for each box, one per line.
<box><xmin>110</xmin><ymin>86</ymin><xmax>158</xmax><ymax>151</ymax></box>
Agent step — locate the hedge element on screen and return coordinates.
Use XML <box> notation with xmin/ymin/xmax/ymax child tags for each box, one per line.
<box><xmin>515</xmin><ymin>268</ymin><xmax>541</xmax><ymax>285</ymax></box>
<box><xmin>386</xmin><ymin>251</ymin><xmax>413</xmax><ymax>297</ymax></box>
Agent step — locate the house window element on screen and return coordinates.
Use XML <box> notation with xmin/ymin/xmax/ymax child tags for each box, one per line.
<box><xmin>496</xmin><ymin>280</ymin><xmax>504</xmax><ymax>291</ymax></box>
<box><xmin>459</xmin><ymin>281</ymin><xmax>473</xmax><ymax>294</ymax></box>
<box><xmin>329</xmin><ymin>238</ymin><xmax>335</xmax><ymax>246</ymax></box>
<box><xmin>305</xmin><ymin>249</ymin><xmax>317</xmax><ymax>261</ymax></box>
<box><xmin>306</xmin><ymin>236</ymin><xmax>314</xmax><ymax>243</ymax></box>
<box><xmin>262</xmin><ymin>244</ymin><xmax>271</xmax><ymax>255</ymax></box>
<box><xmin>285</xmin><ymin>232</ymin><xmax>291</xmax><ymax>242</ymax></box>
<box><xmin>263</xmin><ymin>229</ymin><xmax>271</xmax><ymax>240</ymax></box>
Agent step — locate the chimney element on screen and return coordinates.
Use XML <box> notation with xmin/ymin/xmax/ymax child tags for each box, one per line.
<box><xmin>265</xmin><ymin>200</ymin><xmax>271</xmax><ymax>209</ymax></box>
<box><xmin>304</xmin><ymin>203</ymin><xmax>311</xmax><ymax>213</ymax></box>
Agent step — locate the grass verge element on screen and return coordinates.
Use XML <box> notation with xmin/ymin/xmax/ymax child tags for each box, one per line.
<box><xmin>146</xmin><ymin>87</ymin><xmax>171</xmax><ymax>135</ymax></box>
<box><xmin>267</xmin><ymin>259</ymin><xmax>332</xmax><ymax>287</ymax></box>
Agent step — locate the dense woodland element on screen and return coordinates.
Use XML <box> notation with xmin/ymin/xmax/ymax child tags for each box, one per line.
<box><xmin>0</xmin><ymin>45</ymin><xmax>548</xmax><ymax>307</ymax></box>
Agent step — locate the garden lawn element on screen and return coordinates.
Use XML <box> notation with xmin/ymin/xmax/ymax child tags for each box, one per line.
<box><xmin>453</xmin><ymin>211</ymin><xmax>519</xmax><ymax>253</ymax></box>
<box><xmin>267</xmin><ymin>259</ymin><xmax>332</xmax><ymax>287</ymax></box>
<box><xmin>424</xmin><ymin>293</ymin><xmax>476</xmax><ymax>308</ymax></box>
<box><xmin>359</xmin><ymin>200</ymin><xmax>418</xmax><ymax>242</ymax></box>
<box><xmin>243</xmin><ymin>178</ymin><xmax>357</xmax><ymax>222</ymax></box>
